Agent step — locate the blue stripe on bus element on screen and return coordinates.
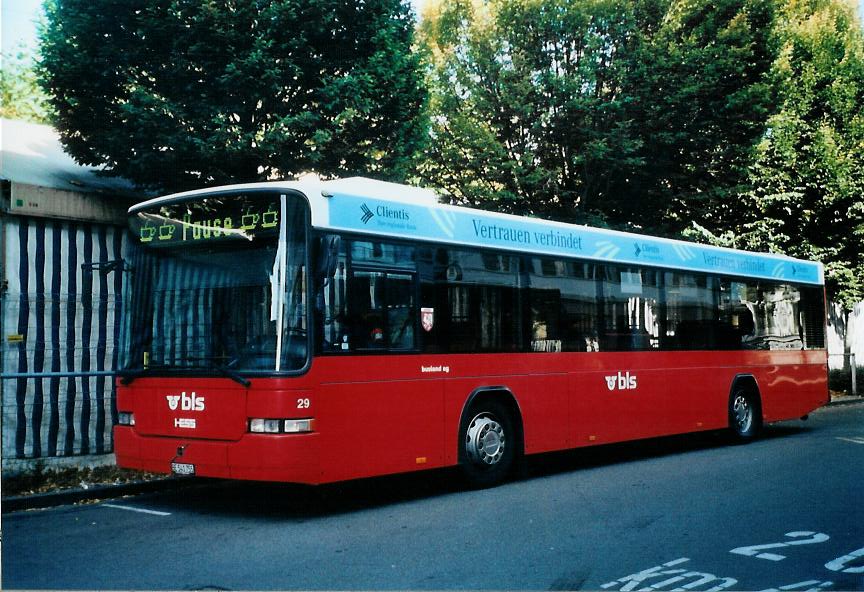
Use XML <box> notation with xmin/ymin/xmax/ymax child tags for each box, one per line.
<box><xmin>327</xmin><ymin>193</ymin><xmax>824</xmax><ymax>285</ymax></box>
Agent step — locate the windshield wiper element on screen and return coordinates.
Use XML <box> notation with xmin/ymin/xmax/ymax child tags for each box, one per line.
<box><xmin>212</xmin><ymin>363</ymin><xmax>252</xmax><ymax>388</ymax></box>
<box><xmin>118</xmin><ymin>363</ymin><xmax>173</xmax><ymax>385</ymax></box>
<box><xmin>185</xmin><ymin>356</ymin><xmax>252</xmax><ymax>388</ymax></box>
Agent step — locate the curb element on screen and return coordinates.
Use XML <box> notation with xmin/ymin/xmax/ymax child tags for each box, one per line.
<box><xmin>828</xmin><ymin>396</ymin><xmax>864</xmax><ymax>407</ymax></box>
<box><xmin>2</xmin><ymin>476</ymin><xmax>196</xmax><ymax>513</ymax></box>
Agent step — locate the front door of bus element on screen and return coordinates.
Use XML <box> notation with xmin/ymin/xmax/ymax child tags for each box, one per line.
<box><xmin>316</xmin><ymin>266</ymin><xmax>445</xmax><ymax>482</ymax></box>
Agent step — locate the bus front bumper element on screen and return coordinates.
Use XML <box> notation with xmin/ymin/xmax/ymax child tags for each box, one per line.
<box><xmin>114</xmin><ymin>426</ymin><xmax>321</xmax><ymax>484</ymax></box>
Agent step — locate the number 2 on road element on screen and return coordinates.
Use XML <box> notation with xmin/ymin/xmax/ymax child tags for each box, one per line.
<box><xmin>730</xmin><ymin>532</ymin><xmax>830</xmax><ymax>561</ymax></box>
<box><xmin>825</xmin><ymin>546</ymin><xmax>864</xmax><ymax>574</ymax></box>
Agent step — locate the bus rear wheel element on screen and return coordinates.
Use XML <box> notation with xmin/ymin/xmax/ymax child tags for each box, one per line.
<box><xmin>459</xmin><ymin>399</ymin><xmax>517</xmax><ymax>488</ymax></box>
<box><xmin>729</xmin><ymin>387</ymin><xmax>762</xmax><ymax>442</ymax></box>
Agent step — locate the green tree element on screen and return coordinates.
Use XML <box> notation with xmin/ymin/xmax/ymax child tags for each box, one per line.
<box><xmin>625</xmin><ymin>0</ymin><xmax>776</xmax><ymax>234</ymax></box>
<box><xmin>1</xmin><ymin>47</ymin><xmax>51</xmax><ymax>123</ymax></box>
<box><xmin>419</xmin><ymin>0</ymin><xmax>647</xmax><ymax>223</ymax></box>
<box><xmin>38</xmin><ymin>0</ymin><xmax>427</xmax><ymax>192</ymax></box>
<box><xmin>693</xmin><ymin>0</ymin><xmax>864</xmax><ymax>307</ymax></box>
<box><xmin>419</xmin><ymin>0</ymin><xmax>776</xmax><ymax>235</ymax></box>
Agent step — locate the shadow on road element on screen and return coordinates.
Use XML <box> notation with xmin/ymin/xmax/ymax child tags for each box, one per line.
<box><xmin>153</xmin><ymin>469</ymin><xmax>463</xmax><ymax>519</ymax></box>
<box><xmin>525</xmin><ymin>422</ymin><xmax>809</xmax><ymax>480</ymax></box>
<box><xmin>146</xmin><ymin>421</ymin><xmax>811</xmax><ymax>519</ymax></box>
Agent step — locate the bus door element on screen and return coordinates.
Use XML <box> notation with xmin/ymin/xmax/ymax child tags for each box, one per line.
<box><xmin>315</xmin><ymin>239</ymin><xmax>445</xmax><ymax>481</ymax></box>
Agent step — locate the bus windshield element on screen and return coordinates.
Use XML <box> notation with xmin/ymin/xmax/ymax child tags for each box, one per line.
<box><xmin>120</xmin><ymin>192</ymin><xmax>308</xmax><ymax>376</ymax></box>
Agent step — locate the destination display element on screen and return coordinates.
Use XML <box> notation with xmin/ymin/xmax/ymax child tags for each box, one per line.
<box><xmin>130</xmin><ymin>194</ymin><xmax>281</xmax><ymax>247</ymax></box>
<box><xmin>327</xmin><ymin>192</ymin><xmax>824</xmax><ymax>285</ymax></box>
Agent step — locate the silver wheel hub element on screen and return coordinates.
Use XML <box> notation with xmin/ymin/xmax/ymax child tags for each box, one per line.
<box><xmin>733</xmin><ymin>394</ymin><xmax>753</xmax><ymax>433</ymax></box>
<box><xmin>465</xmin><ymin>413</ymin><xmax>505</xmax><ymax>465</ymax></box>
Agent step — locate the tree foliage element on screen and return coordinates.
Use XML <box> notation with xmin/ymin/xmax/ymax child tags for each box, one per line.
<box><xmin>1</xmin><ymin>47</ymin><xmax>51</xmax><ymax>124</ymax></box>
<box><xmin>38</xmin><ymin>0</ymin><xmax>427</xmax><ymax>192</ymax></box>
<box><xmin>418</xmin><ymin>0</ymin><xmax>776</xmax><ymax>235</ymax></box>
<box><xmin>419</xmin><ymin>0</ymin><xmax>646</xmax><ymax>222</ymax></box>
<box><xmin>626</xmin><ymin>0</ymin><xmax>776</xmax><ymax>233</ymax></box>
<box><xmin>721</xmin><ymin>0</ymin><xmax>864</xmax><ymax>308</ymax></box>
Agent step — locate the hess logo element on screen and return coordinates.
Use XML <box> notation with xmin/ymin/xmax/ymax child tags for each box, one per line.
<box><xmin>166</xmin><ymin>391</ymin><xmax>205</xmax><ymax>412</ymax></box>
<box><xmin>605</xmin><ymin>371</ymin><xmax>638</xmax><ymax>391</ymax></box>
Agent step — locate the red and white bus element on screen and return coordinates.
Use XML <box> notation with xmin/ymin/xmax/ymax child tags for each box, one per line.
<box><xmin>114</xmin><ymin>177</ymin><xmax>828</xmax><ymax>487</ymax></box>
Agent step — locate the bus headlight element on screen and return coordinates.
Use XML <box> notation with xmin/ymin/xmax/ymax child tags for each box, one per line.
<box><xmin>284</xmin><ymin>419</ymin><xmax>314</xmax><ymax>433</ymax></box>
<box><xmin>118</xmin><ymin>412</ymin><xmax>135</xmax><ymax>426</ymax></box>
<box><xmin>249</xmin><ymin>418</ymin><xmax>314</xmax><ymax>434</ymax></box>
<box><xmin>250</xmin><ymin>419</ymin><xmax>282</xmax><ymax>433</ymax></box>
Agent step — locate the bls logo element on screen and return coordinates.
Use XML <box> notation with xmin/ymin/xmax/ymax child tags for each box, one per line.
<box><xmin>605</xmin><ymin>371</ymin><xmax>638</xmax><ymax>391</ymax></box>
<box><xmin>166</xmin><ymin>392</ymin><xmax>205</xmax><ymax>411</ymax></box>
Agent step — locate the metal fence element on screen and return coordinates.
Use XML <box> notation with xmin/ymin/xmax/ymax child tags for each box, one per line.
<box><xmin>1</xmin><ymin>217</ymin><xmax>126</xmax><ymax>463</ymax></box>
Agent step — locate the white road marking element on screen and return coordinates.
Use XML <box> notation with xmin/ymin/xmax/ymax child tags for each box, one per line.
<box><xmin>601</xmin><ymin>558</ymin><xmax>738</xmax><ymax>591</ymax></box>
<box><xmin>102</xmin><ymin>503</ymin><xmax>171</xmax><ymax>516</ymax></box>
<box><xmin>825</xmin><ymin>546</ymin><xmax>864</xmax><ymax>574</ymax></box>
<box><xmin>757</xmin><ymin>580</ymin><xmax>833</xmax><ymax>591</ymax></box>
<box><xmin>836</xmin><ymin>437</ymin><xmax>864</xmax><ymax>445</ymax></box>
<box><xmin>730</xmin><ymin>532</ymin><xmax>830</xmax><ymax>562</ymax></box>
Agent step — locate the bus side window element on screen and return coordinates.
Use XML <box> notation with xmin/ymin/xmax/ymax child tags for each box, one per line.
<box><xmin>664</xmin><ymin>272</ymin><xmax>731</xmax><ymax>350</ymax></box>
<box><xmin>432</xmin><ymin>247</ymin><xmax>522</xmax><ymax>353</ymax></box>
<box><xmin>799</xmin><ymin>286</ymin><xmax>825</xmax><ymax>349</ymax></box>
<box><xmin>345</xmin><ymin>269</ymin><xmax>417</xmax><ymax>352</ymax></box>
<box><xmin>527</xmin><ymin>257</ymin><xmax>600</xmax><ymax>353</ymax></box>
<box><xmin>350</xmin><ymin>270</ymin><xmax>388</xmax><ymax>349</ymax></box>
<box><xmin>387</xmin><ymin>273</ymin><xmax>415</xmax><ymax>350</ymax></box>
<box><xmin>318</xmin><ymin>238</ymin><xmax>419</xmax><ymax>353</ymax></box>
<box><xmin>318</xmin><ymin>238</ymin><xmax>349</xmax><ymax>352</ymax></box>
<box><xmin>599</xmin><ymin>266</ymin><xmax>660</xmax><ymax>351</ymax></box>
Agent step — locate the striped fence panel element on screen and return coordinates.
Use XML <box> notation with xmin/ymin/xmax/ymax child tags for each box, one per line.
<box><xmin>1</xmin><ymin>216</ymin><xmax>127</xmax><ymax>460</ymax></box>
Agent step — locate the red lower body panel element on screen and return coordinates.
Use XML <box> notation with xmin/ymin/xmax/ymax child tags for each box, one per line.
<box><xmin>115</xmin><ymin>427</ymin><xmax>321</xmax><ymax>483</ymax></box>
<box><xmin>115</xmin><ymin>350</ymin><xmax>828</xmax><ymax>485</ymax></box>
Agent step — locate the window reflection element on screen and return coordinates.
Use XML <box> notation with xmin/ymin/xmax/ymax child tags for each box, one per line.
<box><xmin>315</xmin><ymin>236</ymin><xmax>825</xmax><ymax>355</ymax></box>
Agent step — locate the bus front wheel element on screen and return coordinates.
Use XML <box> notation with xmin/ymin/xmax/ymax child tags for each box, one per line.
<box><xmin>729</xmin><ymin>387</ymin><xmax>762</xmax><ymax>442</ymax></box>
<box><xmin>459</xmin><ymin>399</ymin><xmax>517</xmax><ymax>488</ymax></box>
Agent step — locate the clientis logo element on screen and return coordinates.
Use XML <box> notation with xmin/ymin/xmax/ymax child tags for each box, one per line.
<box><xmin>605</xmin><ymin>372</ymin><xmax>638</xmax><ymax>391</ymax></box>
<box><xmin>166</xmin><ymin>392</ymin><xmax>205</xmax><ymax>411</ymax></box>
<box><xmin>360</xmin><ymin>203</ymin><xmax>411</xmax><ymax>225</ymax></box>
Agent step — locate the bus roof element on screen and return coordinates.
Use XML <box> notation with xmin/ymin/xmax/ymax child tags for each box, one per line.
<box><xmin>133</xmin><ymin>177</ymin><xmax>824</xmax><ymax>286</ymax></box>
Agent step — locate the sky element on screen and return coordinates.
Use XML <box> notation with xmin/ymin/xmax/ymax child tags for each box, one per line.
<box><xmin>1</xmin><ymin>0</ymin><xmax>43</xmax><ymax>55</ymax></box>
<box><xmin>2</xmin><ymin>0</ymin><xmax>863</xmax><ymax>56</ymax></box>
<box><xmin>1</xmin><ymin>0</ymin><xmax>429</xmax><ymax>55</ymax></box>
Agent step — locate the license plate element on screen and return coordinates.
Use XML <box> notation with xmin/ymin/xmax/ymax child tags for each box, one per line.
<box><xmin>171</xmin><ymin>462</ymin><xmax>195</xmax><ymax>476</ymax></box>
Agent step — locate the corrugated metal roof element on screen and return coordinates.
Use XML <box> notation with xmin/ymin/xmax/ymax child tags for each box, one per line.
<box><xmin>0</xmin><ymin>118</ymin><xmax>138</xmax><ymax>196</ymax></box>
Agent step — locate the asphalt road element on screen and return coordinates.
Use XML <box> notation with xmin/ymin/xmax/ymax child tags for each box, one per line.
<box><xmin>4</xmin><ymin>402</ymin><xmax>864</xmax><ymax>591</ymax></box>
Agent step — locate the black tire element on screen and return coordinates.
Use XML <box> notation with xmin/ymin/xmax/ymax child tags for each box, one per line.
<box><xmin>728</xmin><ymin>386</ymin><xmax>762</xmax><ymax>442</ymax></box>
<box><xmin>458</xmin><ymin>398</ymin><xmax>518</xmax><ymax>488</ymax></box>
